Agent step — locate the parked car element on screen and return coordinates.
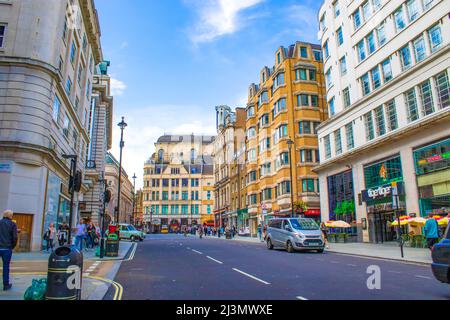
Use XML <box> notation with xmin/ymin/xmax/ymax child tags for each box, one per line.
<box><xmin>431</xmin><ymin>225</ymin><xmax>450</xmax><ymax>284</ymax></box>
<box><xmin>118</xmin><ymin>224</ymin><xmax>145</xmax><ymax>242</ymax></box>
<box><xmin>266</xmin><ymin>218</ymin><xmax>325</xmax><ymax>253</ymax></box>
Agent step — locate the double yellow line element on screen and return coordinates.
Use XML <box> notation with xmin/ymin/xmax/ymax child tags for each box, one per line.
<box><xmin>11</xmin><ymin>272</ymin><xmax>123</xmax><ymax>300</ymax></box>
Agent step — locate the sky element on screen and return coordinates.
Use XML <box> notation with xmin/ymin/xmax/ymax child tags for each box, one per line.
<box><xmin>95</xmin><ymin>0</ymin><xmax>322</xmax><ymax>189</ymax></box>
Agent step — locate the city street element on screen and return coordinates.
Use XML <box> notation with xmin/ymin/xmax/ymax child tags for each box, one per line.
<box><xmin>104</xmin><ymin>235</ymin><xmax>450</xmax><ymax>300</ymax></box>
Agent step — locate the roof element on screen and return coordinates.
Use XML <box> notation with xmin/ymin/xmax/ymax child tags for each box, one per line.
<box><xmin>156</xmin><ymin>135</ymin><xmax>216</xmax><ymax>144</ymax></box>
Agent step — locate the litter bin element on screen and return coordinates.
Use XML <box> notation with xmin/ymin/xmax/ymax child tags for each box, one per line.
<box><xmin>46</xmin><ymin>246</ymin><xmax>83</xmax><ymax>300</ymax></box>
<box><xmin>105</xmin><ymin>234</ymin><xmax>120</xmax><ymax>257</ymax></box>
<box><xmin>225</xmin><ymin>230</ymin><xmax>232</xmax><ymax>240</ymax></box>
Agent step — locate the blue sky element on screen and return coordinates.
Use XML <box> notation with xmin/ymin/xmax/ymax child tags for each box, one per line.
<box><xmin>96</xmin><ymin>0</ymin><xmax>321</xmax><ymax>188</ymax></box>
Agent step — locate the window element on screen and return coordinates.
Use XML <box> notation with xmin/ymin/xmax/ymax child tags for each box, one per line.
<box><xmin>400</xmin><ymin>45</ymin><xmax>412</xmax><ymax>70</ymax></box>
<box><xmin>258</xmin><ymin>113</ymin><xmax>270</xmax><ymax>129</ymax></box>
<box><xmin>258</xmin><ymin>91</ymin><xmax>269</xmax><ymax>106</ymax></box>
<box><xmin>248</xmin><ymin>171</ymin><xmax>258</xmax><ymax>183</ymax></box>
<box><xmin>247</xmin><ymin>148</ymin><xmax>257</xmax><ymax>162</ymax></box>
<box><xmin>405</xmin><ymin>89</ymin><xmax>419</xmax><ymax>122</ymax></box>
<box><xmin>259</xmin><ymin>138</ymin><xmax>270</xmax><ymax>154</ymax></box>
<box><xmin>394</xmin><ymin>7</ymin><xmax>406</xmax><ymax>31</ymax></box>
<box><xmin>191</xmin><ymin>178</ymin><xmax>200</xmax><ymax>187</ymax></box>
<box><xmin>82</xmin><ymin>34</ymin><xmax>87</xmax><ymax>53</ymax></box>
<box><xmin>247</xmin><ymin>106</ymin><xmax>255</xmax><ymax>118</ymax></box>
<box><xmin>362</xmin><ymin>1</ymin><xmax>372</xmax><ymax>21</ymax></box>
<box><xmin>277</xmin><ymin>52</ymin><xmax>281</xmax><ymax>65</ymax></box>
<box><xmin>274</xmin><ymin>73</ymin><xmax>285</xmax><ymax>88</ymax></box>
<box><xmin>277</xmin><ymin>181</ymin><xmax>291</xmax><ymax>196</ymax></box>
<box><xmin>419</xmin><ymin>80</ymin><xmax>434</xmax><ymax>116</ymax></box>
<box><xmin>313</xmin><ymin>122</ymin><xmax>320</xmax><ymax>134</ymax></box>
<box><xmin>324</xmin><ymin>135</ymin><xmax>331</xmax><ymax>159</ymax></box>
<box><xmin>298</xmin><ymin>94</ymin><xmax>309</xmax><ymax>107</ymax></box>
<box><xmin>413</xmin><ymin>36</ymin><xmax>426</xmax><ymax>63</ymax></box>
<box><xmin>300</xmin><ymin>47</ymin><xmax>308</xmax><ymax>58</ymax></box>
<box><xmin>357</xmin><ymin>40</ymin><xmax>366</xmax><ymax>62</ymax></box>
<box><xmin>313</xmin><ymin>50</ymin><xmax>322</xmax><ymax>62</ymax></box>
<box><xmin>374</xmin><ymin>106</ymin><xmax>386</xmax><ymax>136</ymax></box>
<box><xmin>364</xmin><ymin>112</ymin><xmax>375</xmax><ymax>141</ymax></box>
<box><xmin>77</xmin><ymin>65</ymin><xmax>83</xmax><ymax>85</ymax></box>
<box><xmin>386</xmin><ymin>100</ymin><xmax>398</xmax><ymax>131</ymax></box>
<box><xmin>86</xmin><ymin>79</ymin><xmax>91</xmax><ymax>99</ymax></box>
<box><xmin>336</xmin><ymin>27</ymin><xmax>344</xmax><ymax>46</ymax></box>
<box><xmin>311</xmin><ymin>95</ymin><xmax>319</xmax><ymax>107</ymax></box>
<box><xmin>422</xmin><ymin>0</ymin><xmax>434</xmax><ymax>10</ymax></box>
<box><xmin>406</xmin><ymin>0</ymin><xmax>419</xmax><ymax>22</ymax></box>
<box><xmin>323</xmin><ymin>40</ymin><xmax>329</xmax><ymax>59</ymax></box>
<box><xmin>296</xmin><ymin>69</ymin><xmax>307</xmax><ymax>81</ymax></box>
<box><xmin>273</xmin><ymin>98</ymin><xmax>286</xmax><ymax>116</ymax></box>
<box><xmin>428</xmin><ymin>25</ymin><xmax>442</xmax><ymax>53</ymax></box>
<box><xmin>52</xmin><ymin>96</ymin><xmax>61</xmax><ymax>122</ymax></box>
<box><xmin>367</xmin><ymin>32</ymin><xmax>376</xmax><ymax>54</ymax></box>
<box><xmin>334</xmin><ymin>1</ymin><xmax>340</xmax><ymax>17</ymax></box>
<box><xmin>381</xmin><ymin>58</ymin><xmax>393</xmax><ymax>83</ymax></box>
<box><xmin>62</xmin><ymin>18</ymin><xmax>68</xmax><ymax>41</ymax></box>
<box><xmin>371</xmin><ymin>66</ymin><xmax>381</xmax><ymax>90</ymax></box>
<box><xmin>74</xmin><ymin>96</ymin><xmax>79</xmax><ymax>112</ymax></box>
<box><xmin>353</xmin><ymin>9</ymin><xmax>362</xmax><ymax>29</ymax></box>
<box><xmin>435</xmin><ymin>71</ymin><xmax>450</xmax><ymax>109</ymax></box>
<box><xmin>376</xmin><ymin>22</ymin><xmax>387</xmax><ymax>46</ymax></box>
<box><xmin>372</xmin><ymin>0</ymin><xmax>382</xmax><ymax>10</ymax></box>
<box><xmin>66</xmin><ymin>78</ymin><xmax>72</xmax><ymax>95</ymax></box>
<box><xmin>335</xmin><ymin>129</ymin><xmax>342</xmax><ymax>155</ymax></box>
<box><xmin>320</xmin><ymin>14</ymin><xmax>326</xmax><ymax>31</ymax></box>
<box><xmin>0</xmin><ymin>24</ymin><xmax>6</xmax><ymax>48</ymax></box>
<box><xmin>309</xmin><ymin>70</ymin><xmax>316</xmax><ymax>81</ymax></box>
<box><xmin>70</xmin><ymin>42</ymin><xmax>77</xmax><ymax>64</ymax></box>
<box><xmin>299</xmin><ymin>121</ymin><xmax>312</xmax><ymax>135</ymax></box>
<box><xmin>275</xmin><ymin>152</ymin><xmax>290</xmax><ymax>169</ymax></box>
<box><xmin>262</xmin><ymin>188</ymin><xmax>273</xmax><ymax>201</ymax></box>
<box><xmin>300</xmin><ymin>149</ymin><xmax>313</xmax><ymax>163</ymax></box>
<box><xmin>247</xmin><ymin>127</ymin><xmax>256</xmax><ymax>139</ymax></box>
<box><xmin>278</xmin><ymin>125</ymin><xmax>288</xmax><ymax>138</ymax></box>
<box><xmin>361</xmin><ymin>73</ymin><xmax>371</xmax><ymax>96</ymax></box>
<box><xmin>302</xmin><ymin>179</ymin><xmax>315</xmax><ymax>193</ymax></box>
<box><xmin>63</xmin><ymin>113</ymin><xmax>70</xmax><ymax>138</ymax></box>
<box><xmin>343</xmin><ymin>87</ymin><xmax>351</xmax><ymax>108</ymax></box>
<box><xmin>325</xmin><ymin>68</ymin><xmax>332</xmax><ymax>89</ymax></box>
<box><xmin>339</xmin><ymin>56</ymin><xmax>347</xmax><ymax>75</ymax></box>
<box><xmin>346</xmin><ymin>123</ymin><xmax>355</xmax><ymax>150</ymax></box>
<box><xmin>328</xmin><ymin>97</ymin><xmax>335</xmax><ymax>116</ymax></box>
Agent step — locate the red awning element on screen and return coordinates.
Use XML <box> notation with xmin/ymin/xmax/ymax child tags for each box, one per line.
<box><xmin>305</xmin><ymin>209</ymin><xmax>321</xmax><ymax>216</ymax></box>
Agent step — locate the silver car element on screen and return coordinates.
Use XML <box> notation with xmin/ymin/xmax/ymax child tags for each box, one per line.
<box><xmin>266</xmin><ymin>218</ymin><xmax>325</xmax><ymax>253</ymax></box>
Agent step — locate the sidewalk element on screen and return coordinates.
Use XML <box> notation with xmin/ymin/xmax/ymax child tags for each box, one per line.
<box><xmin>200</xmin><ymin>235</ymin><xmax>432</xmax><ymax>265</ymax></box>
<box><xmin>0</xmin><ymin>241</ymin><xmax>134</xmax><ymax>300</ymax></box>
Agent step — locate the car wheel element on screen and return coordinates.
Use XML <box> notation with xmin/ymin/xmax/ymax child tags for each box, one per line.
<box><xmin>267</xmin><ymin>238</ymin><xmax>274</xmax><ymax>250</ymax></box>
<box><xmin>131</xmin><ymin>236</ymin><xmax>137</xmax><ymax>242</ymax></box>
<box><xmin>139</xmin><ymin>237</ymin><xmax>144</xmax><ymax>242</ymax></box>
<box><xmin>286</xmin><ymin>241</ymin><xmax>295</xmax><ymax>253</ymax></box>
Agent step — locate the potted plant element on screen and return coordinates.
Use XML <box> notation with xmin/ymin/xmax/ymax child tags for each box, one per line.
<box><xmin>294</xmin><ymin>200</ymin><xmax>308</xmax><ymax>215</ymax></box>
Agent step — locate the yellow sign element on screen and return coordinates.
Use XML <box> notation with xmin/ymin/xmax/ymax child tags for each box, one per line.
<box><xmin>379</xmin><ymin>164</ymin><xmax>387</xmax><ymax>180</ymax></box>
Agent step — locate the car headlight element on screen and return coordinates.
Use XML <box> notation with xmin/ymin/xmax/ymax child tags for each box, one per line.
<box><xmin>295</xmin><ymin>233</ymin><xmax>305</xmax><ymax>240</ymax></box>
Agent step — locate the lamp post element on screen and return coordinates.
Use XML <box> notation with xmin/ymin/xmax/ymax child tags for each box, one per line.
<box><xmin>62</xmin><ymin>154</ymin><xmax>78</xmax><ymax>244</ymax></box>
<box><xmin>116</xmin><ymin>116</ymin><xmax>127</xmax><ymax>225</ymax></box>
<box><xmin>287</xmin><ymin>139</ymin><xmax>295</xmax><ymax>218</ymax></box>
<box><xmin>132</xmin><ymin>173</ymin><xmax>137</xmax><ymax>226</ymax></box>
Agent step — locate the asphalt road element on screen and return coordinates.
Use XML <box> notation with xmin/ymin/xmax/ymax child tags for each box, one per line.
<box><xmin>104</xmin><ymin>234</ymin><xmax>450</xmax><ymax>300</ymax></box>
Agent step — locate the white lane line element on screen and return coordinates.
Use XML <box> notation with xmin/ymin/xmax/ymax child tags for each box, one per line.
<box><xmin>296</xmin><ymin>296</ymin><xmax>309</xmax><ymax>300</ymax></box>
<box><xmin>388</xmin><ymin>271</ymin><xmax>402</xmax><ymax>274</ymax></box>
<box><xmin>232</xmin><ymin>268</ymin><xmax>270</xmax><ymax>285</ymax></box>
<box><xmin>207</xmin><ymin>256</ymin><xmax>223</xmax><ymax>264</ymax></box>
<box><xmin>330</xmin><ymin>261</ymin><xmax>340</xmax><ymax>264</ymax></box>
<box><xmin>347</xmin><ymin>264</ymin><xmax>358</xmax><ymax>267</ymax></box>
<box><xmin>415</xmin><ymin>275</ymin><xmax>432</xmax><ymax>280</ymax></box>
<box><xmin>192</xmin><ymin>249</ymin><xmax>203</xmax><ymax>255</ymax></box>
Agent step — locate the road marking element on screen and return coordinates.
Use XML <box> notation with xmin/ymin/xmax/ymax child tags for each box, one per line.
<box><xmin>124</xmin><ymin>243</ymin><xmax>138</xmax><ymax>261</ymax></box>
<box><xmin>296</xmin><ymin>296</ymin><xmax>309</xmax><ymax>300</ymax></box>
<box><xmin>388</xmin><ymin>271</ymin><xmax>402</xmax><ymax>274</ymax></box>
<box><xmin>415</xmin><ymin>275</ymin><xmax>432</xmax><ymax>280</ymax></box>
<box><xmin>192</xmin><ymin>249</ymin><xmax>203</xmax><ymax>255</ymax></box>
<box><xmin>232</xmin><ymin>268</ymin><xmax>270</xmax><ymax>285</ymax></box>
<box><xmin>330</xmin><ymin>261</ymin><xmax>340</xmax><ymax>264</ymax></box>
<box><xmin>87</xmin><ymin>275</ymin><xmax>123</xmax><ymax>300</ymax></box>
<box><xmin>207</xmin><ymin>256</ymin><xmax>223</xmax><ymax>264</ymax></box>
<box><xmin>347</xmin><ymin>264</ymin><xmax>358</xmax><ymax>267</ymax></box>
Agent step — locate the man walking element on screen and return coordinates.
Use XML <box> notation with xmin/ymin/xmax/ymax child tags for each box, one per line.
<box><xmin>74</xmin><ymin>219</ymin><xmax>86</xmax><ymax>251</ymax></box>
<box><xmin>0</xmin><ymin>210</ymin><xmax>18</xmax><ymax>291</ymax></box>
<box><xmin>424</xmin><ymin>214</ymin><xmax>440</xmax><ymax>250</ymax></box>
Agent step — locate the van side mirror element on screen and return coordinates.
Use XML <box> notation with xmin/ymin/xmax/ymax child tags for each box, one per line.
<box><xmin>285</xmin><ymin>225</ymin><xmax>292</xmax><ymax>232</ymax></box>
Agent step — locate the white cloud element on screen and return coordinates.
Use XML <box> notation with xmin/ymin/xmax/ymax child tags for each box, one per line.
<box><xmin>186</xmin><ymin>0</ymin><xmax>264</xmax><ymax>44</ymax></box>
<box><xmin>110</xmin><ymin>78</ymin><xmax>127</xmax><ymax>96</ymax></box>
<box><xmin>110</xmin><ymin>105</ymin><xmax>216</xmax><ymax>190</ymax></box>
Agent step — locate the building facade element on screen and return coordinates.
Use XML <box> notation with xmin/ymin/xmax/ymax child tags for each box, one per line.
<box><xmin>245</xmin><ymin>42</ymin><xmax>328</xmax><ymax>236</ymax></box>
<box><xmin>82</xmin><ymin>61</ymin><xmax>113</xmax><ymax>226</ymax></box>
<box><xmin>315</xmin><ymin>0</ymin><xmax>449</xmax><ymax>243</ymax></box>
<box><xmin>143</xmin><ymin>135</ymin><xmax>215</xmax><ymax>233</ymax></box>
<box><xmin>0</xmin><ymin>0</ymin><xmax>103</xmax><ymax>251</ymax></box>
<box><xmin>105</xmin><ymin>152</ymin><xmax>134</xmax><ymax>224</ymax></box>
<box><xmin>213</xmin><ymin>106</ymin><xmax>247</xmax><ymax>230</ymax></box>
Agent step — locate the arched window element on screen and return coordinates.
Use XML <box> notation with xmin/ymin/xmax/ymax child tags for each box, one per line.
<box><xmin>158</xmin><ymin>149</ymin><xmax>164</xmax><ymax>162</ymax></box>
<box><xmin>190</xmin><ymin>148</ymin><xmax>196</xmax><ymax>162</ymax></box>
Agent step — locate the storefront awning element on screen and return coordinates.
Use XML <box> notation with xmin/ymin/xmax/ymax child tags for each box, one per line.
<box><xmin>305</xmin><ymin>209</ymin><xmax>321</xmax><ymax>216</ymax></box>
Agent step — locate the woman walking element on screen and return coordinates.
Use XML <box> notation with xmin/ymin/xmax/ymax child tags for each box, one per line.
<box><xmin>320</xmin><ymin>222</ymin><xmax>330</xmax><ymax>249</ymax></box>
<box><xmin>44</xmin><ymin>223</ymin><xmax>56</xmax><ymax>252</ymax></box>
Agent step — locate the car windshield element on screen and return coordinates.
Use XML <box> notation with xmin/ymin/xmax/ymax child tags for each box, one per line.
<box><xmin>128</xmin><ymin>225</ymin><xmax>136</xmax><ymax>231</ymax></box>
<box><xmin>290</xmin><ymin>219</ymin><xmax>319</xmax><ymax>231</ymax></box>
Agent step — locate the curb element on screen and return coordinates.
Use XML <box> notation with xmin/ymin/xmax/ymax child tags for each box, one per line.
<box><xmin>86</xmin><ymin>242</ymin><xmax>137</xmax><ymax>262</ymax></box>
<box><xmin>327</xmin><ymin>250</ymin><xmax>431</xmax><ymax>266</ymax></box>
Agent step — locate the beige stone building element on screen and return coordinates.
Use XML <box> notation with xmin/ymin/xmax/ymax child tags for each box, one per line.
<box><xmin>143</xmin><ymin>135</ymin><xmax>215</xmax><ymax>232</ymax></box>
<box><xmin>0</xmin><ymin>0</ymin><xmax>103</xmax><ymax>251</ymax></box>
<box><xmin>105</xmin><ymin>152</ymin><xmax>134</xmax><ymax>224</ymax></box>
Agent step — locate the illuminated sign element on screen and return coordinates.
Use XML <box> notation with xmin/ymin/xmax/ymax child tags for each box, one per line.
<box><xmin>418</xmin><ymin>152</ymin><xmax>450</xmax><ymax>165</ymax></box>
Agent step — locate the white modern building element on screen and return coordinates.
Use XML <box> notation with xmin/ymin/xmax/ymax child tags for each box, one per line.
<box><xmin>315</xmin><ymin>0</ymin><xmax>449</xmax><ymax>243</ymax></box>
<box><xmin>0</xmin><ymin>0</ymin><xmax>103</xmax><ymax>251</ymax></box>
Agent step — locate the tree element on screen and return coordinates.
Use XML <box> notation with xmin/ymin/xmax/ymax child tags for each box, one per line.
<box><xmin>294</xmin><ymin>201</ymin><xmax>308</xmax><ymax>214</ymax></box>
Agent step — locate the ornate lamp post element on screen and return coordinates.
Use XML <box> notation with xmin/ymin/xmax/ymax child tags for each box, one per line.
<box><xmin>132</xmin><ymin>173</ymin><xmax>137</xmax><ymax>225</ymax></box>
<box><xmin>116</xmin><ymin>116</ymin><xmax>127</xmax><ymax>224</ymax></box>
<box><xmin>287</xmin><ymin>139</ymin><xmax>295</xmax><ymax>218</ymax></box>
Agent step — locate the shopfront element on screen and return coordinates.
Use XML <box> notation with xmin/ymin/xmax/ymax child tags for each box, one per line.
<box><xmin>414</xmin><ymin>138</ymin><xmax>450</xmax><ymax>217</ymax></box>
<box><xmin>237</xmin><ymin>209</ymin><xmax>249</xmax><ymax>232</ymax></box>
<box><xmin>363</xmin><ymin>156</ymin><xmax>406</xmax><ymax>244</ymax></box>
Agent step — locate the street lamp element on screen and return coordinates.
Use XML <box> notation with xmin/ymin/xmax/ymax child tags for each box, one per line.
<box><xmin>116</xmin><ymin>116</ymin><xmax>127</xmax><ymax>225</ymax></box>
<box><xmin>287</xmin><ymin>139</ymin><xmax>295</xmax><ymax>218</ymax></box>
<box><xmin>132</xmin><ymin>173</ymin><xmax>137</xmax><ymax>226</ymax></box>
<box><xmin>62</xmin><ymin>154</ymin><xmax>78</xmax><ymax>244</ymax></box>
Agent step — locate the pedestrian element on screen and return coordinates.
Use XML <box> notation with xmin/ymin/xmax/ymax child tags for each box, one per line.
<box><xmin>86</xmin><ymin>221</ymin><xmax>96</xmax><ymax>249</ymax></box>
<box><xmin>320</xmin><ymin>222</ymin><xmax>330</xmax><ymax>249</ymax></box>
<box><xmin>257</xmin><ymin>224</ymin><xmax>262</xmax><ymax>242</ymax></box>
<box><xmin>263</xmin><ymin>225</ymin><xmax>267</xmax><ymax>241</ymax></box>
<box><xmin>44</xmin><ymin>222</ymin><xmax>56</xmax><ymax>252</ymax></box>
<box><xmin>75</xmin><ymin>219</ymin><xmax>86</xmax><ymax>251</ymax></box>
<box><xmin>0</xmin><ymin>210</ymin><xmax>18</xmax><ymax>291</ymax></box>
<box><xmin>57</xmin><ymin>222</ymin><xmax>70</xmax><ymax>246</ymax></box>
<box><xmin>198</xmin><ymin>226</ymin><xmax>203</xmax><ymax>239</ymax></box>
<box><xmin>424</xmin><ymin>213</ymin><xmax>440</xmax><ymax>250</ymax></box>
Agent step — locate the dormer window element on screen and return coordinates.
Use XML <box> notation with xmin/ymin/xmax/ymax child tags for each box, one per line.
<box><xmin>277</xmin><ymin>52</ymin><xmax>281</xmax><ymax>65</ymax></box>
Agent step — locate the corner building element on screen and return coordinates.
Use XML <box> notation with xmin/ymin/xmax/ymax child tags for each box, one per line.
<box><xmin>246</xmin><ymin>42</ymin><xmax>328</xmax><ymax>236</ymax></box>
<box><xmin>315</xmin><ymin>0</ymin><xmax>449</xmax><ymax>243</ymax></box>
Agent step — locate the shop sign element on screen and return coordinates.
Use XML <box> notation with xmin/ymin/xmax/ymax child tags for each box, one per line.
<box><xmin>0</xmin><ymin>163</ymin><xmax>12</xmax><ymax>173</ymax></box>
<box><xmin>418</xmin><ymin>152</ymin><xmax>450</xmax><ymax>165</ymax></box>
<box><xmin>305</xmin><ymin>209</ymin><xmax>321</xmax><ymax>216</ymax></box>
<box><xmin>362</xmin><ymin>182</ymin><xmax>404</xmax><ymax>202</ymax></box>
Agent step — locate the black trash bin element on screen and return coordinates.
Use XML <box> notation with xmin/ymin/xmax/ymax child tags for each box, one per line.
<box><xmin>105</xmin><ymin>234</ymin><xmax>120</xmax><ymax>257</ymax></box>
<box><xmin>225</xmin><ymin>231</ymin><xmax>232</xmax><ymax>240</ymax></box>
<box><xmin>46</xmin><ymin>246</ymin><xmax>83</xmax><ymax>300</ymax></box>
